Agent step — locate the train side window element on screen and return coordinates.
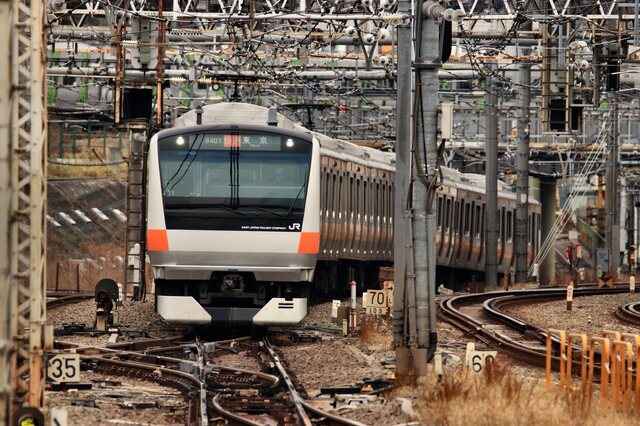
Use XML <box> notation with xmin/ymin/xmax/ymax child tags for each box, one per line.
<box><xmin>529</xmin><ymin>213</ymin><xmax>534</xmax><ymax>244</ymax></box>
<box><xmin>363</xmin><ymin>179</ymin><xmax>367</xmax><ymax>220</ymax></box>
<box><xmin>437</xmin><ymin>196</ymin><xmax>443</xmax><ymax>228</ymax></box>
<box><xmin>389</xmin><ymin>183</ymin><xmax>394</xmax><ymax>225</ymax></box>
<box><xmin>349</xmin><ymin>175</ymin><xmax>354</xmax><ymax>217</ymax></box>
<box><xmin>338</xmin><ymin>174</ymin><xmax>344</xmax><ymax>215</ymax></box>
<box><xmin>375</xmin><ymin>181</ymin><xmax>381</xmax><ymax>221</ymax></box>
<box><xmin>464</xmin><ymin>202</ymin><xmax>471</xmax><ymax>237</ymax></box>
<box><xmin>381</xmin><ymin>182</ymin><xmax>387</xmax><ymax>224</ymax></box>
<box><xmin>453</xmin><ymin>201</ymin><xmax>460</xmax><ymax>233</ymax></box>
<box><xmin>506</xmin><ymin>210</ymin><xmax>513</xmax><ymax>242</ymax></box>
<box><xmin>445</xmin><ymin>198</ymin><xmax>451</xmax><ymax>231</ymax></box>
<box><xmin>320</xmin><ymin>169</ymin><xmax>327</xmax><ymax>216</ymax></box>
<box><xmin>475</xmin><ymin>205</ymin><xmax>481</xmax><ymax>237</ymax></box>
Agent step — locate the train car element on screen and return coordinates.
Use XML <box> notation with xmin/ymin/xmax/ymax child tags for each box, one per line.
<box><xmin>146</xmin><ymin>103</ymin><xmax>540</xmax><ymax>326</ymax></box>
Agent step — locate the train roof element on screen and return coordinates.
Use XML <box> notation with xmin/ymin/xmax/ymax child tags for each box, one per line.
<box><xmin>174</xmin><ymin>102</ymin><xmax>301</xmax><ymax>130</ymax></box>
<box><xmin>174</xmin><ymin>102</ymin><xmax>396</xmax><ymax>171</ymax></box>
<box><xmin>171</xmin><ymin>103</ymin><xmax>536</xmax><ymax>203</ymax></box>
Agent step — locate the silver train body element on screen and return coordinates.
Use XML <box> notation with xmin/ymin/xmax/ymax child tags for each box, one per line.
<box><xmin>146</xmin><ymin>103</ymin><xmax>541</xmax><ymax>326</ymax></box>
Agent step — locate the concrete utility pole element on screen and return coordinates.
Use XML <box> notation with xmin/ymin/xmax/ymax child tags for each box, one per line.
<box><xmin>413</xmin><ymin>4</ymin><xmax>440</xmax><ymax>363</ymax></box>
<box><xmin>485</xmin><ymin>63</ymin><xmax>499</xmax><ymax>289</ymax></box>
<box><xmin>393</xmin><ymin>0</ymin><xmax>443</xmax><ymax>379</ymax></box>
<box><xmin>393</xmin><ymin>0</ymin><xmax>415</xmax><ymax>376</ymax></box>
<box><xmin>515</xmin><ymin>64</ymin><xmax>531</xmax><ymax>285</ymax></box>
<box><xmin>1</xmin><ymin>0</ymin><xmax>12</xmax><ymax>421</ymax></box>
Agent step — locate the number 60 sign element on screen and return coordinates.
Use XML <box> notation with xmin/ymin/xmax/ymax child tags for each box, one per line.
<box><xmin>465</xmin><ymin>342</ymin><xmax>497</xmax><ymax>373</ymax></box>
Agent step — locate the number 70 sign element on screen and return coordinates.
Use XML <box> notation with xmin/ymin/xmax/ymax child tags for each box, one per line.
<box><xmin>47</xmin><ymin>354</ymin><xmax>81</xmax><ymax>383</ymax></box>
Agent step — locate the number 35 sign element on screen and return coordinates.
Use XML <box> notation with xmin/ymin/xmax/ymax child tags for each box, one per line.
<box><xmin>465</xmin><ymin>342</ymin><xmax>497</xmax><ymax>373</ymax></box>
<box><xmin>47</xmin><ymin>354</ymin><xmax>81</xmax><ymax>383</ymax></box>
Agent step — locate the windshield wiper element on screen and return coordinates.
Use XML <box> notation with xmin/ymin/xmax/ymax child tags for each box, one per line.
<box><xmin>287</xmin><ymin>177</ymin><xmax>307</xmax><ymax>216</ymax></box>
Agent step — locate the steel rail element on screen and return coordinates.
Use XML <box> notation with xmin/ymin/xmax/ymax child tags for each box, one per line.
<box><xmin>261</xmin><ymin>337</ymin><xmax>367</xmax><ymax>426</ymax></box>
<box><xmin>262</xmin><ymin>337</ymin><xmax>312</xmax><ymax>426</ymax></box>
<box><xmin>615</xmin><ymin>301</ymin><xmax>640</xmax><ymax>326</ymax></box>
<box><xmin>86</xmin><ymin>356</ymin><xmax>208</xmax><ymax>425</ymax></box>
<box><xmin>439</xmin><ymin>285</ymin><xmax>632</xmax><ymax>370</ymax></box>
<box><xmin>210</xmin><ymin>394</ymin><xmax>264</xmax><ymax>426</ymax></box>
<box><xmin>46</xmin><ymin>293</ymin><xmax>93</xmax><ymax>309</ymax></box>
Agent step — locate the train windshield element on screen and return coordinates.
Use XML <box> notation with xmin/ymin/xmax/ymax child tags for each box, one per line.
<box><xmin>157</xmin><ymin>130</ymin><xmax>312</xmax><ymax>218</ymax></box>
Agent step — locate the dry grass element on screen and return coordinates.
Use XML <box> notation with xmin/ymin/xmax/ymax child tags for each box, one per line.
<box><xmin>410</xmin><ymin>361</ymin><xmax>637</xmax><ymax>426</ymax></box>
<box><xmin>359</xmin><ymin>315</ymin><xmax>393</xmax><ymax>349</ymax></box>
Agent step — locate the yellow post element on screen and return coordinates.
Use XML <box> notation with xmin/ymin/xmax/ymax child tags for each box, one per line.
<box><xmin>588</xmin><ymin>337</ymin><xmax>611</xmax><ymax>409</ymax></box>
<box><xmin>546</xmin><ymin>329</ymin><xmax>567</xmax><ymax>389</ymax></box>
<box><xmin>611</xmin><ymin>341</ymin><xmax>633</xmax><ymax>412</ymax></box>
<box><xmin>567</xmin><ymin>333</ymin><xmax>588</xmax><ymax>390</ymax></box>
<box><xmin>620</xmin><ymin>334</ymin><xmax>640</xmax><ymax>416</ymax></box>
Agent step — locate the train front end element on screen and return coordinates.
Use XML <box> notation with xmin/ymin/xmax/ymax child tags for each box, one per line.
<box><xmin>147</xmin><ymin>123</ymin><xmax>319</xmax><ymax>326</ymax></box>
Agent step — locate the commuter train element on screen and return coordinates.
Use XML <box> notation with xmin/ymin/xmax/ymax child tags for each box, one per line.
<box><xmin>146</xmin><ymin>103</ymin><xmax>541</xmax><ymax>326</ymax></box>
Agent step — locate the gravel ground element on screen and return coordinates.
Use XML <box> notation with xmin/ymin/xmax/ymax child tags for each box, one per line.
<box><xmin>46</xmin><ymin>291</ymin><xmax>640</xmax><ymax>425</ymax></box>
<box><xmin>48</xmin><ymin>298</ymin><xmax>185</xmax><ymax>347</ymax></box>
<box><xmin>46</xmin><ymin>371</ymin><xmax>187</xmax><ymax>426</ymax></box>
<box><xmin>506</xmin><ymin>292</ymin><xmax>640</xmax><ymax>337</ymax></box>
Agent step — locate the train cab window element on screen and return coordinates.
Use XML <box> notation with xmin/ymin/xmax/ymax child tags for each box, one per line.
<box><xmin>158</xmin><ymin>130</ymin><xmax>312</xmax><ymax>215</ymax></box>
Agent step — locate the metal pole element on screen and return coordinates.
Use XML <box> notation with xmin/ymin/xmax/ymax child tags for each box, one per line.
<box><xmin>485</xmin><ymin>63</ymin><xmax>499</xmax><ymax>289</ymax></box>
<box><xmin>515</xmin><ymin>64</ymin><xmax>531</xmax><ymax>284</ymax></box>
<box><xmin>0</xmin><ymin>0</ymin><xmax>12</xmax><ymax>420</ymax></box>
<box><xmin>393</xmin><ymin>0</ymin><xmax>412</xmax><ymax>353</ymax></box>
<box><xmin>606</xmin><ymin>92</ymin><xmax>620</xmax><ymax>278</ymax></box>
<box><xmin>156</xmin><ymin>0</ymin><xmax>164</xmax><ymax>127</ymax></box>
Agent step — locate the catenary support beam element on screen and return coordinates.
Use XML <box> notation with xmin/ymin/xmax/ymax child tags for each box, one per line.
<box><xmin>0</xmin><ymin>0</ymin><xmax>12</xmax><ymax>421</ymax></box>
<box><xmin>10</xmin><ymin>0</ymin><xmax>47</xmax><ymax>415</ymax></box>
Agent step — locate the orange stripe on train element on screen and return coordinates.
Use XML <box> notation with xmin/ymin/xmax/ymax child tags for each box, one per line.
<box><xmin>297</xmin><ymin>232</ymin><xmax>320</xmax><ymax>254</ymax></box>
<box><xmin>147</xmin><ymin>229</ymin><xmax>169</xmax><ymax>251</ymax></box>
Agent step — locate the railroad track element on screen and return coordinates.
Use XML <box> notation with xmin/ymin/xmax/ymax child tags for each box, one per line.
<box><xmin>439</xmin><ymin>285</ymin><xmax>634</xmax><ymax>371</ymax></box>
<box><xmin>51</xmin><ymin>331</ymin><xmax>365</xmax><ymax>425</ymax></box>
<box><xmin>46</xmin><ymin>292</ymin><xmax>93</xmax><ymax>310</ymax></box>
<box><xmin>209</xmin><ymin>337</ymin><xmax>366</xmax><ymax>425</ymax></box>
<box><xmin>615</xmin><ymin>301</ymin><xmax>640</xmax><ymax>326</ymax></box>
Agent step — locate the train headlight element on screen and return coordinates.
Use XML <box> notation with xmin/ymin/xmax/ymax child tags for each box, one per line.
<box><xmin>285</xmin><ymin>138</ymin><xmax>294</xmax><ymax>148</ymax></box>
<box><xmin>176</xmin><ymin>136</ymin><xmax>185</xmax><ymax>146</ymax></box>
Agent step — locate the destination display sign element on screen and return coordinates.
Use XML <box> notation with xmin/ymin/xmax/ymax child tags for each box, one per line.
<box><xmin>183</xmin><ymin>133</ymin><xmax>285</xmax><ymax>151</ymax></box>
